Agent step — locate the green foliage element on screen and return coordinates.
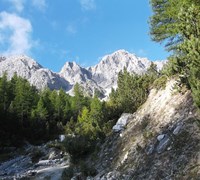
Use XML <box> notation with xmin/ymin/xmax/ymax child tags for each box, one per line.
<box><xmin>150</xmin><ymin>0</ymin><xmax>200</xmax><ymax>108</ymax></box>
<box><xmin>71</xmin><ymin>83</ymin><xmax>90</xmax><ymax>120</ymax></box>
<box><xmin>79</xmin><ymin>161</ymin><xmax>97</xmax><ymax>177</ymax></box>
<box><xmin>0</xmin><ymin>75</ymin><xmax>75</xmax><ymax>146</ymax></box>
<box><xmin>153</xmin><ymin>75</ymin><xmax>168</xmax><ymax>90</ymax></box>
<box><xmin>62</xmin><ymin>166</ymin><xmax>74</xmax><ymax>180</ymax></box>
<box><xmin>63</xmin><ymin>135</ymin><xmax>95</xmax><ymax>161</ymax></box>
<box><xmin>108</xmin><ymin>68</ymin><xmax>156</xmax><ymax>116</ymax></box>
<box><xmin>63</xmin><ymin>95</ymin><xmax>107</xmax><ymax>159</ymax></box>
<box><xmin>0</xmin><ymin>74</ymin><xmax>108</xmax><ymax>158</ymax></box>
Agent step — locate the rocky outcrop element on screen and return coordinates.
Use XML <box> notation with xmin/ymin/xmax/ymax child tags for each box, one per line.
<box><xmin>0</xmin><ymin>141</ymin><xmax>69</xmax><ymax>180</ymax></box>
<box><xmin>112</xmin><ymin>113</ymin><xmax>133</xmax><ymax>132</ymax></box>
<box><xmin>89</xmin><ymin>50</ymin><xmax>150</xmax><ymax>90</ymax></box>
<box><xmin>86</xmin><ymin>79</ymin><xmax>200</xmax><ymax>179</ymax></box>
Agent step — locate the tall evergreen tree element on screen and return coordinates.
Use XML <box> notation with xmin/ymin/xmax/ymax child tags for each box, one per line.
<box><xmin>150</xmin><ymin>0</ymin><xmax>200</xmax><ymax>106</ymax></box>
<box><xmin>0</xmin><ymin>73</ymin><xmax>12</xmax><ymax>113</ymax></box>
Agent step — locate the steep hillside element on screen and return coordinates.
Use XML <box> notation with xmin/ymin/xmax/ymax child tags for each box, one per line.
<box><xmin>84</xmin><ymin>79</ymin><xmax>200</xmax><ymax>179</ymax></box>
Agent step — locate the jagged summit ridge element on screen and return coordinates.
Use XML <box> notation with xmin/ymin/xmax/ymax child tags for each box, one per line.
<box><xmin>60</xmin><ymin>61</ymin><xmax>104</xmax><ymax>97</ymax></box>
<box><xmin>0</xmin><ymin>50</ymin><xmax>166</xmax><ymax>97</ymax></box>
<box><xmin>0</xmin><ymin>55</ymin><xmax>42</xmax><ymax>79</ymax></box>
<box><xmin>0</xmin><ymin>55</ymin><xmax>69</xmax><ymax>91</ymax></box>
<box><xmin>89</xmin><ymin>50</ymin><xmax>153</xmax><ymax>93</ymax></box>
<box><xmin>60</xmin><ymin>61</ymin><xmax>92</xmax><ymax>84</ymax></box>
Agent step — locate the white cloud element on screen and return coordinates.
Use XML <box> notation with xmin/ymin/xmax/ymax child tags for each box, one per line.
<box><xmin>80</xmin><ymin>0</ymin><xmax>96</xmax><ymax>11</ymax></box>
<box><xmin>32</xmin><ymin>0</ymin><xmax>47</xmax><ymax>12</ymax></box>
<box><xmin>66</xmin><ymin>24</ymin><xmax>77</xmax><ymax>34</ymax></box>
<box><xmin>7</xmin><ymin>0</ymin><xmax>25</xmax><ymax>13</ymax></box>
<box><xmin>0</xmin><ymin>12</ymin><xmax>33</xmax><ymax>55</ymax></box>
<box><xmin>6</xmin><ymin>0</ymin><xmax>47</xmax><ymax>13</ymax></box>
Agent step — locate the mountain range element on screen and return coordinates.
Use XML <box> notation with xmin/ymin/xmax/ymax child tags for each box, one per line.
<box><xmin>0</xmin><ymin>50</ymin><xmax>166</xmax><ymax>97</ymax></box>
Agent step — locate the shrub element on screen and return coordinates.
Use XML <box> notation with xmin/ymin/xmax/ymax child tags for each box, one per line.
<box><xmin>153</xmin><ymin>75</ymin><xmax>168</xmax><ymax>90</ymax></box>
<box><xmin>61</xmin><ymin>166</ymin><xmax>74</xmax><ymax>180</ymax></box>
<box><xmin>63</xmin><ymin>135</ymin><xmax>95</xmax><ymax>162</ymax></box>
<box><xmin>30</xmin><ymin>148</ymin><xmax>44</xmax><ymax>163</ymax></box>
<box><xmin>80</xmin><ymin>161</ymin><xmax>97</xmax><ymax>177</ymax></box>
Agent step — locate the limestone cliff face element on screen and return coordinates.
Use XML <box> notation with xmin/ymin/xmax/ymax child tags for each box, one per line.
<box><xmin>0</xmin><ymin>55</ymin><xmax>70</xmax><ymax>91</ymax></box>
<box><xmin>0</xmin><ymin>50</ymin><xmax>166</xmax><ymax>97</ymax></box>
<box><xmin>89</xmin><ymin>50</ymin><xmax>165</xmax><ymax>96</ymax></box>
<box><xmin>90</xmin><ymin>79</ymin><xmax>200</xmax><ymax>179</ymax></box>
<box><xmin>59</xmin><ymin>61</ymin><xmax>105</xmax><ymax>97</ymax></box>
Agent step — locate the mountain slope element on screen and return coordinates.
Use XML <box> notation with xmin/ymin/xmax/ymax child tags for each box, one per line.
<box><xmin>89</xmin><ymin>50</ymin><xmax>165</xmax><ymax>95</ymax></box>
<box><xmin>0</xmin><ymin>50</ymin><xmax>166</xmax><ymax>97</ymax></box>
<box><xmin>88</xmin><ymin>79</ymin><xmax>200</xmax><ymax>179</ymax></box>
<box><xmin>0</xmin><ymin>55</ymin><xmax>70</xmax><ymax>91</ymax></box>
<box><xmin>60</xmin><ymin>61</ymin><xmax>105</xmax><ymax>96</ymax></box>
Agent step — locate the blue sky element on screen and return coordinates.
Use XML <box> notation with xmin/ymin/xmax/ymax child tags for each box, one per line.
<box><xmin>0</xmin><ymin>0</ymin><xmax>169</xmax><ymax>72</ymax></box>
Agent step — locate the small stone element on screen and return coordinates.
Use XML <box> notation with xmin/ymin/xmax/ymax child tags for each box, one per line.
<box><xmin>146</xmin><ymin>144</ymin><xmax>154</xmax><ymax>155</ymax></box>
<box><xmin>156</xmin><ymin>135</ymin><xmax>171</xmax><ymax>154</ymax></box>
<box><xmin>157</xmin><ymin>134</ymin><xmax>165</xmax><ymax>141</ymax></box>
<box><xmin>173</xmin><ymin>125</ymin><xmax>182</xmax><ymax>135</ymax></box>
<box><xmin>167</xmin><ymin>146</ymin><xmax>171</xmax><ymax>151</ymax></box>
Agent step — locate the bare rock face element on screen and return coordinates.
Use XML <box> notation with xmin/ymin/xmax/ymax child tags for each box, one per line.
<box><xmin>87</xmin><ymin>79</ymin><xmax>200</xmax><ymax>179</ymax></box>
<box><xmin>89</xmin><ymin>50</ymin><xmax>150</xmax><ymax>87</ymax></box>
<box><xmin>88</xmin><ymin>50</ymin><xmax>165</xmax><ymax>95</ymax></box>
<box><xmin>60</xmin><ymin>61</ymin><xmax>105</xmax><ymax>97</ymax></box>
<box><xmin>0</xmin><ymin>50</ymin><xmax>166</xmax><ymax>97</ymax></box>
<box><xmin>0</xmin><ymin>55</ymin><xmax>70</xmax><ymax>91</ymax></box>
<box><xmin>60</xmin><ymin>61</ymin><xmax>92</xmax><ymax>84</ymax></box>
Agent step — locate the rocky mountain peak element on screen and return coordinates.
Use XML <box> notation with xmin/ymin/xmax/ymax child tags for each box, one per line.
<box><xmin>60</xmin><ymin>61</ymin><xmax>92</xmax><ymax>85</ymax></box>
<box><xmin>0</xmin><ymin>55</ymin><xmax>42</xmax><ymax>79</ymax></box>
<box><xmin>63</xmin><ymin>61</ymin><xmax>80</xmax><ymax>70</ymax></box>
<box><xmin>89</xmin><ymin>50</ymin><xmax>153</xmax><ymax>94</ymax></box>
<box><xmin>0</xmin><ymin>50</ymin><xmax>166</xmax><ymax>98</ymax></box>
<box><xmin>0</xmin><ymin>55</ymin><xmax>69</xmax><ymax>91</ymax></box>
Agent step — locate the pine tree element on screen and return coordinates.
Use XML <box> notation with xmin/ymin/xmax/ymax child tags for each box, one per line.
<box><xmin>0</xmin><ymin>73</ymin><xmax>12</xmax><ymax>113</ymax></box>
<box><xmin>150</xmin><ymin>0</ymin><xmax>200</xmax><ymax>107</ymax></box>
<box><xmin>12</xmin><ymin>77</ymin><xmax>38</xmax><ymax>122</ymax></box>
<box><xmin>32</xmin><ymin>97</ymin><xmax>48</xmax><ymax>121</ymax></box>
<box><xmin>71</xmin><ymin>83</ymin><xmax>86</xmax><ymax>119</ymax></box>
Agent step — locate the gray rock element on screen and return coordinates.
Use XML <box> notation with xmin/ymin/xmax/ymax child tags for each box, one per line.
<box><xmin>146</xmin><ymin>144</ymin><xmax>155</xmax><ymax>155</ymax></box>
<box><xmin>0</xmin><ymin>156</ymin><xmax>32</xmax><ymax>176</ymax></box>
<box><xmin>89</xmin><ymin>50</ymin><xmax>166</xmax><ymax>96</ymax></box>
<box><xmin>0</xmin><ymin>51</ymin><xmax>166</xmax><ymax>98</ymax></box>
<box><xmin>112</xmin><ymin>113</ymin><xmax>133</xmax><ymax>132</ymax></box>
<box><xmin>100</xmin><ymin>171</ymin><xmax>121</xmax><ymax>180</ymax></box>
<box><xmin>157</xmin><ymin>134</ymin><xmax>165</xmax><ymax>141</ymax></box>
<box><xmin>59</xmin><ymin>134</ymin><xmax>65</xmax><ymax>142</ymax></box>
<box><xmin>173</xmin><ymin>124</ymin><xmax>182</xmax><ymax>135</ymax></box>
<box><xmin>59</xmin><ymin>61</ymin><xmax>105</xmax><ymax>97</ymax></box>
<box><xmin>0</xmin><ymin>55</ymin><xmax>70</xmax><ymax>91</ymax></box>
<box><xmin>156</xmin><ymin>135</ymin><xmax>171</xmax><ymax>154</ymax></box>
